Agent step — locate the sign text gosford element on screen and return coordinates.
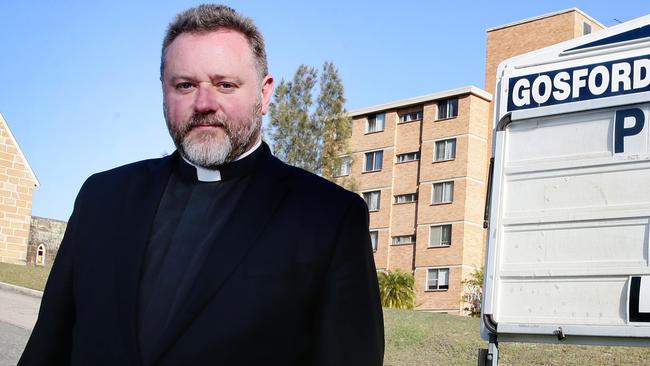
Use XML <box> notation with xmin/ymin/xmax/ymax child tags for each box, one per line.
<box><xmin>508</xmin><ymin>55</ymin><xmax>650</xmax><ymax>111</ymax></box>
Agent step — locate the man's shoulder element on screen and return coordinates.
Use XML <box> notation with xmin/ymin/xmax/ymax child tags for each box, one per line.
<box><xmin>275</xmin><ymin>158</ymin><xmax>365</xmax><ymax>209</ymax></box>
<box><xmin>83</xmin><ymin>155</ymin><xmax>171</xmax><ymax>190</ymax></box>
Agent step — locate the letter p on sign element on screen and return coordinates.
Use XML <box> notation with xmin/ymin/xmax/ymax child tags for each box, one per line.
<box><xmin>615</xmin><ymin>108</ymin><xmax>645</xmax><ymax>153</ymax></box>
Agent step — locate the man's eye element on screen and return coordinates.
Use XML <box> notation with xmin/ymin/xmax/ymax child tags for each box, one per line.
<box><xmin>219</xmin><ymin>82</ymin><xmax>235</xmax><ymax>90</ymax></box>
<box><xmin>175</xmin><ymin>82</ymin><xmax>194</xmax><ymax>91</ymax></box>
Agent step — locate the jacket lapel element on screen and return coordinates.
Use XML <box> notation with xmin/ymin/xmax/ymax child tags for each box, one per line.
<box><xmin>149</xmin><ymin>147</ymin><xmax>292</xmax><ymax>365</ymax></box>
<box><xmin>113</xmin><ymin>154</ymin><xmax>175</xmax><ymax>365</ymax></box>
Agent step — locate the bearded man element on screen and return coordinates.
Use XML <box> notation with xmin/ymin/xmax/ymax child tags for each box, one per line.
<box><xmin>19</xmin><ymin>4</ymin><xmax>383</xmax><ymax>366</ymax></box>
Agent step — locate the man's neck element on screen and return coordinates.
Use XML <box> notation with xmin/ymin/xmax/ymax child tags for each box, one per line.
<box><xmin>182</xmin><ymin>138</ymin><xmax>262</xmax><ymax>182</ymax></box>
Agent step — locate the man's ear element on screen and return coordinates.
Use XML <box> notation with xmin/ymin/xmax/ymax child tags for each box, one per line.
<box><xmin>259</xmin><ymin>74</ymin><xmax>274</xmax><ymax>115</ymax></box>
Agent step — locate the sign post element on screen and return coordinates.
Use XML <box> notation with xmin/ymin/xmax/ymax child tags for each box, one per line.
<box><xmin>481</xmin><ymin>14</ymin><xmax>650</xmax><ymax>364</ymax></box>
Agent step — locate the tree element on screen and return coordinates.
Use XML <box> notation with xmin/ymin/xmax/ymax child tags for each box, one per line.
<box><xmin>314</xmin><ymin>62</ymin><xmax>353</xmax><ymax>180</ymax></box>
<box><xmin>268</xmin><ymin>62</ymin><xmax>354</xmax><ymax>189</ymax></box>
<box><xmin>462</xmin><ymin>266</ymin><xmax>484</xmax><ymax>317</ymax></box>
<box><xmin>378</xmin><ymin>270</ymin><xmax>416</xmax><ymax>310</ymax></box>
<box><xmin>268</xmin><ymin>65</ymin><xmax>318</xmax><ymax>171</ymax></box>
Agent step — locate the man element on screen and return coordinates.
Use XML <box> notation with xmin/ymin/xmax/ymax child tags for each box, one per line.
<box><xmin>19</xmin><ymin>4</ymin><xmax>383</xmax><ymax>366</ymax></box>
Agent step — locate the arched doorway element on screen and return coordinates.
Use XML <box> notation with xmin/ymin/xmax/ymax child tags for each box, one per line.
<box><xmin>36</xmin><ymin>244</ymin><xmax>46</xmax><ymax>266</ymax></box>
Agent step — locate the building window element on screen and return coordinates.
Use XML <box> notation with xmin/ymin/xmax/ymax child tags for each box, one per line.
<box><xmin>394</xmin><ymin>193</ymin><xmax>417</xmax><ymax>204</ymax></box>
<box><xmin>399</xmin><ymin>111</ymin><xmax>422</xmax><ymax>123</ymax></box>
<box><xmin>369</xmin><ymin>230</ymin><xmax>378</xmax><ymax>252</ymax></box>
<box><xmin>427</xmin><ymin>268</ymin><xmax>449</xmax><ymax>290</ymax></box>
<box><xmin>392</xmin><ymin>235</ymin><xmax>415</xmax><ymax>245</ymax></box>
<box><xmin>434</xmin><ymin>138</ymin><xmax>456</xmax><ymax>161</ymax></box>
<box><xmin>429</xmin><ymin>224</ymin><xmax>452</xmax><ymax>247</ymax></box>
<box><xmin>334</xmin><ymin>156</ymin><xmax>351</xmax><ymax>177</ymax></box>
<box><xmin>396</xmin><ymin>152</ymin><xmax>420</xmax><ymax>163</ymax></box>
<box><xmin>583</xmin><ymin>22</ymin><xmax>592</xmax><ymax>35</ymax></box>
<box><xmin>364</xmin><ymin>150</ymin><xmax>383</xmax><ymax>172</ymax></box>
<box><xmin>366</xmin><ymin>113</ymin><xmax>385</xmax><ymax>133</ymax></box>
<box><xmin>36</xmin><ymin>244</ymin><xmax>46</xmax><ymax>266</ymax></box>
<box><xmin>432</xmin><ymin>181</ymin><xmax>454</xmax><ymax>204</ymax></box>
<box><xmin>437</xmin><ymin>98</ymin><xmax>458</xmax><ymax>120</ymax></box>
<box><xmin>363</xmin><ymin>190</ymin><xmax>381</xmax><ymax>211</ymax></box>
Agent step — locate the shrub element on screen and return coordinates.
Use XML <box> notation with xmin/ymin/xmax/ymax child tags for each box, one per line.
<box><xmin>462</xmin><ymin>267</ymin><xmax>484</xmax><ymax>317</ymax></box>
<box><xmin>378</xmin><ymin>270</ymin><xmax>415</xmax><ymax>310</ymax></box>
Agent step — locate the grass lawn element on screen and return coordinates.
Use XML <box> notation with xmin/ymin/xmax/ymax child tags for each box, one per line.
<box><xmin>2</xmin><ymin>262</ymin><xmax>650</xmax><ymax>365</ymax></box>
<box><xmin>383</xmin><ymin>308</ymin><xmax>650</xmax><ymax>365</ymax></box>
<box><xmin>0</xmin><ymin>262</ymin><xmax>51</xmax><ymax>291</ymax></box>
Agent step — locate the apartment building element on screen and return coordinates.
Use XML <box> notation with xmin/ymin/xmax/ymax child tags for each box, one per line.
<box><xmin>338</xmin><ymin>8</ymin><xmax>607</xmax><ymax>313</ymax></box>
<box><xmin>340</xmin><ymin>87</ymin><xmax>491</xmax><ymax>312</ymax></box>
<box><xmin>484</xmin><ymin>9</ymin><xmax>605</xmax><ymax>153</ymax></box>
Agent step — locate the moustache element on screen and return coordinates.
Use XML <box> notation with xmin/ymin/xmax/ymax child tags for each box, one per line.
<box><xmin>187</xmin><ymin>114</ymin><xmax>228</xmax><ymax>129</ymax></box>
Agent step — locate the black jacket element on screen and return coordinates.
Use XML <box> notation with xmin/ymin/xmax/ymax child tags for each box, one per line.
<box><xmin>19</xmin><ymin>144</ymin><xmax>384</xmax><ymax>365</ymax></box>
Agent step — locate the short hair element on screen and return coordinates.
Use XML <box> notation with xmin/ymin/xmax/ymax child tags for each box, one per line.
<box><xmin>160</xmin><ymin>4</ymin><xmax>268</xmax><ymax>81</ymax></box>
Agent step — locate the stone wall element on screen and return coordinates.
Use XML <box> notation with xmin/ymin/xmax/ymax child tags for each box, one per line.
<box><xmin>27</xmin><ymin>216</ymin><xmax>67</xmax><ymax>266</ymax></box>
<box><xmin>0</xmin><ymin>113</ymin><xmax>38</xmax><ymax>264</ymax></box>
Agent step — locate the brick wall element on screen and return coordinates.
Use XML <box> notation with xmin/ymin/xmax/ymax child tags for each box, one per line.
<box><xmin>0</xmin><ymin>113</ymin><xmax>38</xmax><ymax>265</ymax></box>
<box><xmin>484</xmin><ymin>9</ymin><xmax>605</xmax><ymax>156</ymax></box>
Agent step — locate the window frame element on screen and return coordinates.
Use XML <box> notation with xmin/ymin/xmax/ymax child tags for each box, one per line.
<box><xmin>429</xmin><ymin>224</ymin><xmax>452</xmax><ymax>247</ymax></box>
<box><xmin>396</xmin><ymin>151</ymin><xmax>420</xmax><ymax>163</ymax></box>
<box><xmin>394</xmin><ymin>193</ymin><xmax>417</xmax><ymax>204</ymax></box>
<box><xmin>431</xmin><ymin>181</ymin><xmax>454</xmax><ymax>204</ymax></box>
<box><xmin>363</xmin><ymin>190</ymin><xmax>381</xmax><ymax>211</ymax></box>
<box><xmin>366</xmin><ymin>113</ymin><xmax>386</xmax><ymax>133</ymax></box>
<box><xmin>36</xmin><ymin>244</ymin><xmax>46</xmax><ymax>265</ymax></box>
<box><xmin>369</xmin><ymin>230</ymin><xmax>378</xmax><ymax>252</ymax></box>
<box><xmin>399</xmin><ymin>111</ymin><xmax>423</xmax><ymax>123</ymax></box>
<box><xmin>334</xmin><ymin>156</ymin><xmax>351</xmax><ymax>177</ymax></box>
<box><xmin>392</xmin><ymin>235</ymin><xmax>416</xmax><ymax>245</ymax></box>
<box><xmin>426</xmin><ymin>268</ymin><xmax>450</xmax><ymax>291</ymax></box>
<box><xmin>434</xmin><ymin>138</ymin><xmax>457</xmax><ymax>162</ymax></box>
<box><xmin>436</xmin><ymin>98</ymin><xmax>459</xmax><ymax>120</ymax></box>
<box><xmin>363</xmin><ymin>150</ymin><xmax>384</xmax><ymax>172</ymax></box>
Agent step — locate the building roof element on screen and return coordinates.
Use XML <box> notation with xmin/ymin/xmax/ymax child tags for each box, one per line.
<box><xmin>0</xmin><ymin>113</ymin><xmax>40</xmax><ymax>187</ymax></box>
<box><xmin>348</xmin><ymin>86</ymin><xmax>491</xmax><ymax>117</ymax></box>
<box><xmin>486</xmin><ymin>8</ymin><xmax>605</xmax><ymax>32</ymax></box>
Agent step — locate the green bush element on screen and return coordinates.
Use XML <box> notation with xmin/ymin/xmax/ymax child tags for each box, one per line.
<box><xmin>378</xmin><ymin>270</ymin><xmax>415</xmax><ymax>310</ymax></box>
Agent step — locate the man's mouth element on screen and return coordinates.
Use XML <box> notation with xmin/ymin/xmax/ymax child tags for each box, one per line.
<box><xmin>190</xmin><ymin>123</ymin><xmax>224</xmax><ymax>130</ymax></box>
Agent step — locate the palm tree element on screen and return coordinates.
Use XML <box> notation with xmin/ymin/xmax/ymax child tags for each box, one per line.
<box><xmin>378</xmin><ymin>270</ymin><xmax>415</xmax><ymax>309</ymax></box>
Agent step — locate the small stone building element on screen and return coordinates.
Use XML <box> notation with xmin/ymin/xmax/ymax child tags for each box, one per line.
<box><xmin>0</xmin><ymin>112</ymin><xmax>40</xmax><ymax>265</ymax></box>
<box><xmin>27</xmin><ymin>216</ymin><xmax>67</xmax><ymax>266</ymax></box>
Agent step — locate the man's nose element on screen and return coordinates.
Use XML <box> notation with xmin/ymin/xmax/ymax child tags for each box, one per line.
<box><xmin>194</xmin><ymin>83</ymin><xmax>219</xmax><ymax>113</ymax></box>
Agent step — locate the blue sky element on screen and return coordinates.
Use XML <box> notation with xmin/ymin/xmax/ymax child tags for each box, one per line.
<box><xmin>1</xmin><ymin>1</ymin><xmax>648</xmax><ymax>220</ymax></box>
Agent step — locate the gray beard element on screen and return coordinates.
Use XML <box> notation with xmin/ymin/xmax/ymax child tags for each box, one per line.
<box><xmin>165</xmin><ymin>100</ymin><xmax>262</xmax><ymax>169</ymax></box>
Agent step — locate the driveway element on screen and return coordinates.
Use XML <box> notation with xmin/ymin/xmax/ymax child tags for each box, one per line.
<box><xmin>0</xmin><ymin>283</ymin><xmax>41</xmax><ymax>366</ymax></box>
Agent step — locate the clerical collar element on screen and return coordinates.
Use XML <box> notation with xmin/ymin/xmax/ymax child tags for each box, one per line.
<box><xmin>176</xmin><ymin>139</ymin><xmax>263</xmax><ymax>182</ymax></box>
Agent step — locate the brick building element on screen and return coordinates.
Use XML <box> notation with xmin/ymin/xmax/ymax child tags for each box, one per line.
<box><xmin>0</xmin><ymin>113</ymin><xmax>39</xmax><ymax>265</ymax></box>
<box><xmin>340</xmin><ymin>8</ymin><xmax>607</xmax><ymax>313</ymax></box>
<box><xmin>484</xmin><ymin>9</ymin><xmax>605</xmax><ymax>153</ymax></box>
<box><xmin>340</xmin><ymin>87</ymin><xmax>491</xmax><ymax>312</ymax></box>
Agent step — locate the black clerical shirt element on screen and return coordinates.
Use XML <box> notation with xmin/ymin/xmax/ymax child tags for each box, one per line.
<box><xmin>137</xmin><ymin>145</ymin><xmax>263</xmax><ymax>364</ymax></box>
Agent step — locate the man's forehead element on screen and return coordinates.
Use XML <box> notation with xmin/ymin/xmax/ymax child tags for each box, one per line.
<box><xmin>168</xmin><ymin>30</ymin><xmax>251</xmax><ymax>54</ymax></box>
<box><xmin>164</xmin><ymin>30</ymin><xmax>255</xmax><ymax>71</ymax></box>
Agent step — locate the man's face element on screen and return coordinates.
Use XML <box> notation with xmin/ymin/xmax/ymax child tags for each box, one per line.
<box><xmin>162</xmin><ymin>30</ymin><xmax>274</xmax><ymax>168</ymax></box>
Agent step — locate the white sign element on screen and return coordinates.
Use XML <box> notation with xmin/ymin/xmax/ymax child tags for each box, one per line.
<box><xmin>482</xmin><ymin>14</ymin><xmax>650</xmax><ymax>346</ymax></box>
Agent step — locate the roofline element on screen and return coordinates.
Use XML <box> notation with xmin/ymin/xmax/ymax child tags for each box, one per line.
<box><xmin>31</xmin><ymin>215</ymin><xmax>67</xmax><ymax>224</ymax></box>
<box><xmin>0</xmin><ymin>113</ymin><xmax>40</xmax><ymax>187</ymax></box>
<box><xmin>348</xmin><ymin>86</ymin><xmax>492</xmax><ymax>117</ymax></box>
<box><xmin>486</xmin><ymin>8</ymin><xmax>605</xmax><ymax>32</ymax></box>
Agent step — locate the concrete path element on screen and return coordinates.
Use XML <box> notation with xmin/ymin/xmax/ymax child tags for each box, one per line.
<box><xmin>0</xmin><ymin>320</ymin><xmax>30</xmax><ymax>366</ymax></box>
<box><xmin>0</xmin><ymin>283</ymin><xmax>41</xmax><ymax>331</ymax></box>
<box><xmin>0</xmin><ymin>282</ymin><xmax>41</xmax><ymax>365</ymax></box>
